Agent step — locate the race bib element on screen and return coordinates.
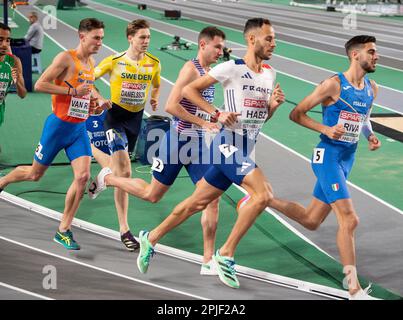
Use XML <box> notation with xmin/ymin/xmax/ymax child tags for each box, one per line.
<box><xmin>0</xmin><ymin>82</ymin><xmax>8</xmax><ymax>104</ymax></box>
<box><xmin>151</xmin><ymin>157</ymin><xmax>164</xmax><ymax>172</ymax></box>
<box><xmin>239</xmin><ymin>98</ymin><xmax>268</xmax><ymax>139</ymax></box>
<box><xmin>219</xmin><ymin>144</ymin><xmax>238</xmax><ymax>158</ymax></box>
<box><xmin>67</xmin><ymin>94</ymin><xmax>90</xmax><ymax>119</ymax></box>
<box><xmin>191</xmin><ymin>110</ymin><xmax>211</xmax><ymax>130</ymax></box>
<box><xmin>337</xmin><ymin>110</ymin><xmax>364</xmax><ymax>143</ymax></box>
<box><xmin>120</xmin><ymin>82</ymin><xmax>147</xmax><ymax>106</ymax></box>
<box><xmin>313</xmin><ymin>148</ymin><xmax>325</xmax><ymax>164</ymax></box>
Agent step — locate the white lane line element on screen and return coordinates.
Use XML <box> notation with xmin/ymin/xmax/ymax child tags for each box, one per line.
<box><xmin>0</xmin><ymin>281</ymin><xmax>54</xmax><ymax>300</ymax></box>
<box><xmin>0</xmin><ymin>236</ymin><xmax>209</xmax><ymax>300</ymax></box>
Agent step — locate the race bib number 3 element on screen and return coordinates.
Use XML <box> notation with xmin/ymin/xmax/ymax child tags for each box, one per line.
<box><xmin>68</xmin><ymin>95</ymin><xmax>90</xmax><ymax>119</ymax></box>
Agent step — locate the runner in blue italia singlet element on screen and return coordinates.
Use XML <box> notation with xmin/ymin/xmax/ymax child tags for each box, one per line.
<box><xmin>312</xmin><ymin>72</ymin><xmax>374</xmax><ymax>204</ymax></box>
<box><xmin>287</xmin><ymin>35</ymin><xmax>381</xmax><ymax>299</ymax></box>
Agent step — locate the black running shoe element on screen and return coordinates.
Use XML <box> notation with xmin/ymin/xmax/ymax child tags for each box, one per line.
<box><xmin>121</xmin><ymin>230</ymin><xmax>140</xmax><ymax>252</ymax></box>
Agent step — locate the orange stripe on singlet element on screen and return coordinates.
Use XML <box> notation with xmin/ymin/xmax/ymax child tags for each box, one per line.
<box><xmin>52</xmin><ymin>49</ymin><xmax>95</xmax><ymax>123</ymax></box>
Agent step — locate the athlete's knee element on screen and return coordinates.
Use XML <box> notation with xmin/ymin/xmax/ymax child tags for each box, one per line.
<box><xmin>190</xmin><ymin>198</ymin><xmax>210</xmax><ymax>213</ymax></box>
<box><xmin>305</xmin><ymin>218</ymin><xmax>322</xmax><ymax>231</ymax></box>
<box><xmin>339</xmin><ymin>209</ymin><xmax>359</xmax><ymax>231</ymax></box>
<box><xmin>117</xmin><ymin>168</ymin><xmax>132</xmax><ymax>178</ymax></box>
<box><xmin>262</xmin><ymin>191</ymin><xmax>275</xmax><ymax>208</ymax></box>
<box><xmin>206</xmin><ymin>197</ymin><xmax>220</xmax><ymax>211</ymax></box>
<box><xmin>30</xmin><ymin>171</ymin><xmax>44</xmax><ymax>182</ymax></box>
<box><xmin>75</xmin><ymin>171</ymin><xmax>90</xmax><ymax>186</ymax></box>
<box><xmin>145</xmin><ymin>193</ymin><xmax>162</xmax><ymax>204</ymax></box>
<box><xmin>28</xmin><ymin>168</ymin><xmax>44</xmax><ymax>182</ymax></box>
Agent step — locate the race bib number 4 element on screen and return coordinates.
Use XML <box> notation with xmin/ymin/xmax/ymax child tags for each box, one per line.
<box><xmin>68</xmin><ymin>95</ymin><xmax>90</xmax><ymax>119</ymax></box>
<box><xmin>120</xmin><ymin>82</ymin><xmax>147</xmax><ymax>106</ymax></box>
<box><xmin>337</xmin><ymin>110</ymin><xmax>363</xmax><ymax>143</ymax></box>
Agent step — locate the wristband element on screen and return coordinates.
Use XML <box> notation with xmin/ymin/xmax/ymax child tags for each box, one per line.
<box><xmin>210</xmin><ymin>109</ymin><xmax>221</xmax><ymax>123</ymax></box>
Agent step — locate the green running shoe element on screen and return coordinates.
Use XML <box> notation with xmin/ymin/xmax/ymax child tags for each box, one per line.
<box><xmin>213</xmin><ymin>250</ymin><xmax>239</xmax><ymax>289</ymax></box>
<box><xmin>137</xmin><ymin>230</ymin><xmax>155</xmax><ymax>274</ymax></box>
<box><xmin>53</xmin><ymin>230</ymin><xmax>80</xmax><ymax>250</ymax></box>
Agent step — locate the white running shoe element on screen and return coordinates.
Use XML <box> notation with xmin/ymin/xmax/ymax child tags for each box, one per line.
<box><xmin>88</xmin><ymin>167</ymin><xmax>112</xmax><ymax>200</ymax></box>
<box><xmin>200</xmin><ymin>259</ymin><xmax>218</xmax><ymax>276</ymax></box>
<box><xmin>349</xmin><ymin>284</ymin><xmax>378</xmax><ymax>300</ymax></box>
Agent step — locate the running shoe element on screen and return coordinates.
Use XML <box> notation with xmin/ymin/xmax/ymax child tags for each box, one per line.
<box><xmin>53</xmin><ymin>229</ymin><xmax>80</xmax><ymax>250</ymax></box>
<box><xmin>87</xmin><ymin>167</ymin><xmax>112</xmax><ymax>199</ymax></box>
<box><xmin>137</xmin><ymin>230</ymin><xmax>155</xmax><ymax>274</ymax></box>
<box><xmin>212</xmin><ymin>250</ymin><xmax>239</xmax><ymax>289</ymax></box>
<box><xmin>349</xmin><ymin>284</ymin><xmax>377</xmax><ymax>300</ymax></box>
<box><xmin>200</xmin><ymin>259</ymin><xmax>218</xmax><ymax>276</ymax></box>
<box><xmin>121</xmin><ymin>230</ymin><xmax>140</xmax><ymax>252</ymax></box>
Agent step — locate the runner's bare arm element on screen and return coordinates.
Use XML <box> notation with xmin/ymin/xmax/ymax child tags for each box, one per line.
<box><xmin>266</xmin><ymin>83</ymin><xmax>285</xmax><ymax>121</ymax></box>
<box><xmin>290</xmin><ymin>78</ymin><xmax>345</xmax><ymax>139</ymax></box>
<box><xmin>35</xmin><ymin>52</ymin><xmax>90</xmax><ymax>96</ymax></box>
<box><xmin>183</xmin><ymin>74</ymin><xmax>218</xmax><ymax>115</ymax></box>
<box><xmin>150</xmin><ymin>62</ymin><xmax>161</xmax><ymax>111</ymax></box>
<box><xmin>183</xmin><ymin>74</ymin><xmax>239</xmax><ymax>126</ymax></box>
<box><xmin>166</xmin><ymin>62</ymin><xmax>217</xmax><ymax>130</ymax></box>
<box><xmin>366</xmin><ymin>80</ymin><xmax>381</xmax><ymax>150</ymax></box>
<box><xmin>11</xmin><ymin>56</ymin><xmax>27</xmax><ymax>98</ymax></box>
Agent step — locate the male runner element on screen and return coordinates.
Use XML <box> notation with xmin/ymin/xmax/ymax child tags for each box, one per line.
<box><xmin>285</xmin><ymin>35</ymin><xmax>380</xmax><ymax>299</ymax></box>
<box><xmin>92</xmin><ymin>19</ymin><xmax>161</xmax><ymax>250</ymax></box>
<box><xmin>0</xmin><ymin>18</ymin><xmax>108</xmax><ymax>250</ymax></box>
<box><xmin>89</xmin><ymin>27</ymin><xmax>227</xmax><ymax>273</ymax></box>
<box><xmin>135</xmin><ymin>18</ymin><xmax>306</xmax><ymax>288</ymax></box>
<box><xmin>0</xmin><ymin>22</ymin><xmax>27</xmax><ymax>128</ymax></box>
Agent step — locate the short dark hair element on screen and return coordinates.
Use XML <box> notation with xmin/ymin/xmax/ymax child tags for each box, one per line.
<box><xmin>126</xmin><ymin>19</ymin><xmax>150</xmax><ymax>38</ymax></box>
<box><xmin>78</xmin><ymin>18</ymin><xmax>104</xmax><ymax>32</ymax></box>
<box><xmin>0</xmin><ymin>22</ymin><xmax>11</xmax><ymax>32</ymax></box>
<box><xmin>345</xmin><ymin>35</ymin><xmax>376</xmax><ymax>58</ymax></box>
<box><xmin>198</xmin><ymin>26</ymin><xmax>226</xmax><ymax>43</ymax></box>
<box><xmin>243</xmin><ymin>18</ymin><xmax>271</xmax><ymax>36</ymax></box>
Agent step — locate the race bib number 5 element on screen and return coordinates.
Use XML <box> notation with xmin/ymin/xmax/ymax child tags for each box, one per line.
<box><xmin>313</xmin><ymin>148</ymin><xmax>325</xmax><ymax>164</ymax></box>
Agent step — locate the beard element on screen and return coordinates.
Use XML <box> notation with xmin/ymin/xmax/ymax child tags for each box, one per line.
<box><xmin>255</xmin><ymin>42</ymin><xmax>271</xmax><ymax>61</ymax></box>
<box><xmin>361</xmin><ymin>61</ymin><xmax>376</xmax><ymax>73</ymax></box>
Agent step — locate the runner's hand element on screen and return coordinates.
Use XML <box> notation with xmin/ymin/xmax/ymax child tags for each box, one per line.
<box><xmin>325</xmin><ymin>124</ymin><xmax>345</xmax><ymax>140</ymax></box>
<box><xmin>218</xmin><ymin>111</ymin><xmax>241</xmax><ymax>126</ymax></box>
<box><xmin>75</xmin><ymin>84</ymin><xmax>92</xmax><ymax>96</ymax></box>
<box><xmin>150</xmin><ymin>98</ymin><xmax>158</xmax><ymax>111</ymax></box>
<box><xmin>11</xmin><ymin>67</ymin><xmax>19</xmax><ymax>84</ymax></box>
<box><xmin>270</xmin><ymin>83</ymin><xmax>285</xmax><ymax>109</ymax></box>
<box><xmin>202</xmin><ymin>121</ymin><xmax>220</xmax><ymax>133</ymax></box>
<box><xmin>368</xmin><ymin>134</ymin><xmax>381</xmax><ymax>151</ymax></box>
